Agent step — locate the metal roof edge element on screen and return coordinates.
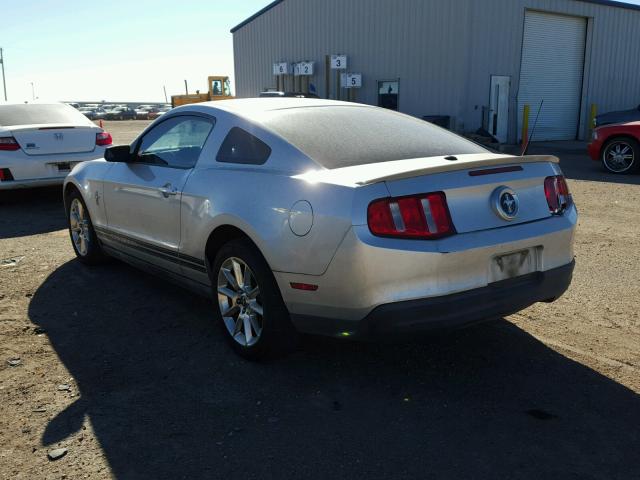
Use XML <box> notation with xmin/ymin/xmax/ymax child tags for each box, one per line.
<box><xmin>230</xmin><ymin>0</ymin><xmax>285</xmax><ymax>33</ymax></box>
<box><xmin>581</xmin><ymin>0</ymin><xmax>640</xmax><ymax>12</ymax></box>
<box><xmin>230</xmin><ymin>0</ymin><xmax>640</xmax><ymax>35</ymax></box>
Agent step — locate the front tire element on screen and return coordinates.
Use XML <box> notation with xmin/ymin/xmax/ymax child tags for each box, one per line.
<box><xmin>66</xmin><ymin>190</ymin><xmax>106</xmax><ymax>265</ymax></box>
<box><xmin>601</xmin><ymin>137</ymin><xmax>640</xmax><ymax>174</ymax></box>
<box><xmin>211</xmin><ymin>239</ymin><xmax>298</xmax><ymax>360</ymax></box>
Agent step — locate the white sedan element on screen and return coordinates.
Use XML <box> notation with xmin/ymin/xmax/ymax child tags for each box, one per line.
<box><xmin>0</xmin><ymin>102</ymin><xmax>112</xmax><ymax>189</ymax></box>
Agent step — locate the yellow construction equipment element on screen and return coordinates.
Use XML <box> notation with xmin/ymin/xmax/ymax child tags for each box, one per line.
<box><xmin>171</xmin><ymin>76</ymin><xmax>233</xmax><ymax>107</ymax></box>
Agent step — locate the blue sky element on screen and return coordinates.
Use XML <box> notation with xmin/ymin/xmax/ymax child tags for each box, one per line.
<box><xmin>0</xmin><ymin>0</ymin><xmax>271</xmax><ymax>102</ymax></box>
<box><xmin>2</xmin><ymin>0</ymin><xmax>640</xmax><ymax>102</ymax></box>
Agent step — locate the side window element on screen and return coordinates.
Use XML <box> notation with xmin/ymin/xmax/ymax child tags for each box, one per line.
<box><xmin>212</xmin><ymin>80</ymin><xmax>223</xmax><ymax>96</ymax></box>
<box><xmin>216</xmin><ymin>127</ymin><xmax>271</xmax><ymax>165</ymax></box>
<box><xmin>136</xmin><ymin>116</ymin><xmax>214</xmax><ymax>169</ymax></box>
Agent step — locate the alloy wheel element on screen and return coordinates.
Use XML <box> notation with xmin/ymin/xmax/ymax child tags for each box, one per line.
<box><xmin>603</xmin><ymin>141</ymin><xmax>635</xmax><ymax>173</ymax></box>
<box><xmin>217</xmin><ymin>257</ymin><xmax>264</xmax><ymax>347</ymax></box>
<box><xmin>69</xmin><ymin>198</ymin><xmax>90</xmax><ymax>256</ymax></box>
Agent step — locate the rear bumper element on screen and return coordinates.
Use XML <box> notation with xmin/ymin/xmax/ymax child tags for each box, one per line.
<box><xmin>0</xmin><ymin>176</ymin><xmax>65</xmax><ymax>190</ymax></box>
<box><xmin>291</xmin><ymin>260</ymin><xmax>574</xmax><ymax>338</ymax></box>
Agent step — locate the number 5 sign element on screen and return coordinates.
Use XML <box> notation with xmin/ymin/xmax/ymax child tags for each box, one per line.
<box><xmin>330</xmin><ymin>55</ymin><xmax>347</xmax><ymax>70</ymax></box>
<box><xmin>341</xmin><ymin>73</ymin><xmax>362</xmax><ymax>88</ymax></box>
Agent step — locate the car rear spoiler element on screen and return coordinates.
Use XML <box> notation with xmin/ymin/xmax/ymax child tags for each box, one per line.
<box><xmin>356</xmin><ymin>155</ymin><xmax>560</xmax><ymax>185</ymax></box>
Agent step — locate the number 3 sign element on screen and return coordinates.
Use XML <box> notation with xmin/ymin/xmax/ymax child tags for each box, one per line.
<box><xmin>330</xmin><ymin>55</ymin><xmax>347</xmax><ymax>70</ymax></box>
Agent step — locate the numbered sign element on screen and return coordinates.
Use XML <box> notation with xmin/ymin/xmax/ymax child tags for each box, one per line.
<box><xmin>294</xmin><ymin>62</ymin><xmax>314</xmax><ymax>76</ymax></box>
<box><xmin>331</xmin><ymin>55</ymin><xmax>347</xmax><ymax>70</ymax></box>
<box><xmin>273</xmin><ymin>62</ymin><xmax>291</xmax><ymax>75</ymax></box>
<box><xmin>341</xmin><ymin>73</ymin><xmax>362</xmax><ymax>88</ymax></box>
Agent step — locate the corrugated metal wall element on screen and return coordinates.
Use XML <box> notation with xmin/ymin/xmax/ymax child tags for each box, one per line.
<box><xmin>233</xmin><ymin>0</ymin><xmax>640</xmax><ymax>143</ymax></box>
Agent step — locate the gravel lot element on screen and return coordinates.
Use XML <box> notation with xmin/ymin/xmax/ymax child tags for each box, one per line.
<box><xmin>1</xmin><ymin>121</ymin><xmax>639</xmax><ymax>479</ymax></box>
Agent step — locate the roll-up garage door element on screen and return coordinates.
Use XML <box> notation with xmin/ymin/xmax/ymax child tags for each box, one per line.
<box><xmin>518</xmin><ymin>11</ymin><xmax>587</xmax><ymax>141</ymax></box>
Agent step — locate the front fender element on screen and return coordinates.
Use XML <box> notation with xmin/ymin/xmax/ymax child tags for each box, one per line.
<box><xmin>64</xmin><ymin>159</ymin><xmax>112</xmax><ymax>228</ymax></box>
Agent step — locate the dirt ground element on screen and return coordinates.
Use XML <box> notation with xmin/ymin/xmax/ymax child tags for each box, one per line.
<box><xmin>1</xmin><ymin>121</ymin><xmax>639</xmax><ymax>479</ymax></box>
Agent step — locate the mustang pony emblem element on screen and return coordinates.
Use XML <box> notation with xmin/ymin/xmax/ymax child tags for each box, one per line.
<box><xmin>492</xmin><ymin>186</ymin><xmax>519</xmax><ymax>220</ymax></box>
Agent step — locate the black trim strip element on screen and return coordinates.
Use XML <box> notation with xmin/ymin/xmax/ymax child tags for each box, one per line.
<box><xmin>94</xmin><ymin>226</ymin><xmax>207</xmax><ymax>273</ymax></box>
<box><xmin>101</xmin><ymin>244</ymin><xmax>210</xmax><ymax>290</ymax></box>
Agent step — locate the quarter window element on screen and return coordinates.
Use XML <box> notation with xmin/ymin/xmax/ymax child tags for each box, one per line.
<box><xmin>216</xmin><ymin>127</ymin><xmax>271</xmax><ymax>165</ymax></box>
<box><xmin>136</xmin><ymin>116</ymin><xmax>214</xmax><ymax>169</ymax></box>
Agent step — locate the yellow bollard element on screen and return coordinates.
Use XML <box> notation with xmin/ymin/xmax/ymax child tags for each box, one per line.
<box><xmin>522</xmin><ymin>105</ymin><xmax>530</xmax><ymax>148</ymax></box>
<box><xmin>590</xmin><ymin>104</ymin><xmax>597</xmax><ymax>130</ymax></box>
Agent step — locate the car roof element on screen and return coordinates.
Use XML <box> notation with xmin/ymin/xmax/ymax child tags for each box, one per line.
<box><xmin>0</xmin><ymin>101</ymin><xmax>65</xmax><ymax>107</ymax></box>
<box><xmin>182</xmin><ymin>98</ymin><xmax>361</xmax><ymax>118</ymax></box>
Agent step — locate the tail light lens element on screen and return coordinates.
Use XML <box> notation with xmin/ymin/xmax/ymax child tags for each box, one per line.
<box><xmin>544</xmin><ymin>175</ymin><xmax>572</xmax><ymax>215</ymax></box>
<box><xmin>368</xmin><ymin>192</ymin><xmax>456</xmax><ymax>239</ymax></box>
<box><xmin>0</xmin><ymin>168</ymin><xmax>14</xmax><ymax>181</ymax></box>
<box><xmin>96</xmin><ymin>131</ymin><xmax>112</xmax><ymax>146</ymax></box>
<box><xmin>0</xmin><ymin>137</ymin><xmax>20</xmax><ymax>151</ymax></box>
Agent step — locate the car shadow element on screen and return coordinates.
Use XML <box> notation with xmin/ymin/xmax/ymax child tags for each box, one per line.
<box><xmin>29</xmin><ymin>260</ymin><xmax>640</xmax><ymax>479</ymax></box>
<box><xmin>0</xmin><ymin>186</ymin><xmax>67</xmax><ymax>239</ymax></box>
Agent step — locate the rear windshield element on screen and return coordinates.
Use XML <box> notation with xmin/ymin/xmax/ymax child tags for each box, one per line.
<box><xmin>0</xmin><ymin>104</ymin><xmax>91</xmax><ymax>127</ymax></box>
<box><xmin>260</xmin><ymin>106</ymin><xmax>487</xmax><ymax>169</ymax></box>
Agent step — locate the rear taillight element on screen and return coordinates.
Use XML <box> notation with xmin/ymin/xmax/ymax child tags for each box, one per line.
<box><xmin>368</xmin><ymin>192</ymin><xmax>456</xmax><ymax>239</ymax></box>
<box><xmin>0</xmin><ymin>137</ymin><xmax>20</xmax><ymax>151</ymax></box>
<box><xmin>544</xmin><ymin>175</ymin><xmax>572</xmax><ymax>215</ymax></box>
<box><xmin>0</xmin><ymin>168</ymin><xmax>14</xmax><ymax>181</ymax></box>
<box><xmin>96</xmin><ymin>131</ymin><xmax>112</xmax><ymax>146</ymax></box>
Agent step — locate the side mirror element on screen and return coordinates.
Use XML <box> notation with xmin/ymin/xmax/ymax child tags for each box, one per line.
<box><xmin>104</xmin><ymin>145</ymin><xmax>133</xmax><ymax>162</ymax></box>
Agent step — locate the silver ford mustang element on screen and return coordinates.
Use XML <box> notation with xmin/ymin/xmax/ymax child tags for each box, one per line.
<box><xmin>63</xmin><ymin>99</ymin><xmax>576</xmax><ymax>358</ymax></box>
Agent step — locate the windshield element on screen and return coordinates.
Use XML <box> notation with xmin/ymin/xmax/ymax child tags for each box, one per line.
<box><xmin>261</xmin><ymin>105</ymin><xmax>487</xmax><ymax>169</ymax></box>
<box><xmin>0</xmin><ymin>103</ymin><xmax>92</xmax><ymax>127</ymax></box>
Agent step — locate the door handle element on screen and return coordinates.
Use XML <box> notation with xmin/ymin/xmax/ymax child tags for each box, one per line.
<box><xmin>158</xmin><ymin>183</ymin><xmax>178</xmax><ymax>198</ymax></box>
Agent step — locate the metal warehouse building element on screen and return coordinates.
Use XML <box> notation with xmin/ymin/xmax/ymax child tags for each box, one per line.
<box><xmin>231</xmin><ymin>0</ymin><xmax>640</xmax><ymax>144</ymax></box>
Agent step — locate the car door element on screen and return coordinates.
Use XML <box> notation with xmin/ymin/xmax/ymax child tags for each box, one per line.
<box><xmin>101</xmin><ymin>114</ymin><xmax>215</xmax><ymax>274</ymax></box>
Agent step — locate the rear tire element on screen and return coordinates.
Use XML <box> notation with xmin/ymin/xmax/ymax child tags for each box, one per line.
<box><xmin>66</xmin><ymin>190</ymin><xmax>107</xmax><ymax>265</ymax></box>
<box><xmin>601</xmin><ymin>137</ymin><xmax>640</xmax><ymax>174</ymax></box>
<box><xmin>210</xmin><ymin>238</ymin><xmax>298</xmax><ymax>360</ymax></box>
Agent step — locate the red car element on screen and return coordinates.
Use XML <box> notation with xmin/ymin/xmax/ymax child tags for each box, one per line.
<box><xmin>588</xmin><ymin>122</ymin><xmax>640</xmax><ymax>174</ymax></box>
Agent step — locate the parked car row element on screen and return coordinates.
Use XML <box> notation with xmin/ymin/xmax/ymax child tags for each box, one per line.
<box><xmin>21</xmin><ymin>98</ymin><xmax>640</xmax><ymax>359</ymax></box>
<box><xmin>69</xmin><ymin>103</ymin><xmax>170</xmax><ymax>121</ymax></box>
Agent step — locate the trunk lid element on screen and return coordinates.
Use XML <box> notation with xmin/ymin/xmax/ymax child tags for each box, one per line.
<box><xmin>383</xmin><ymin>161</ymin><xmax>558</xmax><ymax>233</ymax></box>
<box><xmin>10</xmin><ymin>124</ymin><xmax>97</xmax><ymax>156</ymax></box>
<box><xmin>296</xmin><ymin>154</ymin><xmax>561</xmax><ymax>234</ymax></box>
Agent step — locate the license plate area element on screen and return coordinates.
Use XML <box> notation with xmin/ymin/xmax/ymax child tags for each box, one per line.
<box><xmin>490</xmin><ymin>247</ymin><xmax>541</xmax><ymax>282</ymax></box>
<box><xmin>49</xmin><ymin>162</ymin><xmax>78</xmax><ymax>172</ymax></box>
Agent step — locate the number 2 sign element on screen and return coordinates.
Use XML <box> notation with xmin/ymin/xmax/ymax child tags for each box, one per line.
<box><xmin>294</xmin><ymin>62</ymin><xmax>314</xmax><ymax>76</ymax></box>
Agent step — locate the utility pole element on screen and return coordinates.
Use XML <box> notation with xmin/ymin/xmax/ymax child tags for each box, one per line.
<box><xmin>184</xmin><ymin>80</ymin><xmax>188</xmax><ymax>95</ymax></box>
<box><xmin>30</xmin><ymin>82</ymin><xmax>35</xmax><ymax>101</ymax></box>
<box><xmin>0</xmin><ymin>48</ymin><xmax>7</xmax><ymax>101</ymax></box>
<box><xmin>163</xmin><ymin>85</ymin><xmax>168</xmax><ymax>103</ymax></box>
